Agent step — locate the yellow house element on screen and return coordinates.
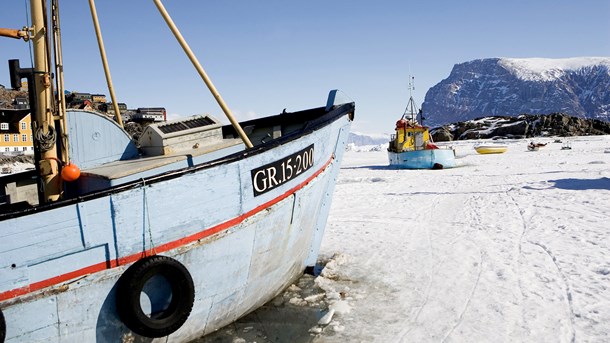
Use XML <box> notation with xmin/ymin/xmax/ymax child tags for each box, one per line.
<box><xmin>0</xmin><ymin>109</ymin><xmax>34</xmax><ymax>155</ymax></box>
<box><xmin>91</xmin><ymin>94</ymin><xmax>107</xmax><ymax>103</ymax></box>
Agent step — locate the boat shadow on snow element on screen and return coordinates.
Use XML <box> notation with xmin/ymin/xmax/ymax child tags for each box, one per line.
<box><xmin>341</xmin><ymin>161</ymin><xmax>469</xmax><ymax>171</ymax></box>
<box><xmin>548</xmin><ymin>177</ymin><xmax>610</xmax><ymax>191</ymax></box>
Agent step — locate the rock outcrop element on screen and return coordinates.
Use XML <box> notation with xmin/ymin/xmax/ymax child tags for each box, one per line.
<box><xmin>0</xmin><ymin>87</ymin><xmax>28</xmax><ymax>109</ymax></box>
<box><xmin>430</xmin><ymin>113</ymin><xmax>610</xmax><ymax>142</ymax></box>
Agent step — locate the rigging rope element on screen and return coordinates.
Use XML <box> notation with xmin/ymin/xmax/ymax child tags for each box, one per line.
<box><xmin>35</xmin><ymin>125</ymin><xmax>56</xmax><ymax>152</ymax></box>
<box><xmin>141</xmin><ymin>179</ymin><xmax>157</xmax><ymax>256</ymax></box>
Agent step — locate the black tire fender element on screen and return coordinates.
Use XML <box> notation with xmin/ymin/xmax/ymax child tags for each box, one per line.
<box><xmin>116</xmin><ymin>255</ymin><xmax>195</xmax><ymax>338</ymax></box>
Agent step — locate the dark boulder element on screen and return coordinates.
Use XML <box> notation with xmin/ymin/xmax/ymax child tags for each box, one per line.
<box><xmin>430</xmin><ymin>126</ymin><xmax>454</xmax><ymax>142</ymax></box>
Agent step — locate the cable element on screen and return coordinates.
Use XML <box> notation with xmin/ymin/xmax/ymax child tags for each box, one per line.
<box><xmin>24</xmin><ymin>0</ymin><xmax>34</xmax><ymax>67</ymax></box>
<box><xmin>35</xmin><ymin>125</ymin><xmax>56</xmax><ymax>152</ymax></box>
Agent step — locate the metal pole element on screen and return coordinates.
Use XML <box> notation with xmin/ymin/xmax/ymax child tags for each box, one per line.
<box><xmin>51</xmin><ymin>0</ymin><xmax>69</xmax><ymax>164</ymax></box>
<box><xmin>31</xmin><ymin>0</ymin><xmax>61</xmax><ymax>202</ymax></box>
<box><xmin>152</xmin><ymin>0</ymin><xmax>253</xmax><ymax>148</ymax></box>
<box><xmin>88</xmin><ymin>0</ymin><xmax>124</xmax><ymax>127</ymax></box>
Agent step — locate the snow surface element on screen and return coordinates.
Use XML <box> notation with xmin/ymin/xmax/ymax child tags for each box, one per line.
<box><xmin>307</xmin><ymin>135</ymin><xmax>610</xmax><ymax>342</ymax></box>
<box><xmin>498</xmin><ymin>57</ymin><xmax>610</xmax><ymax>82</ymax></box>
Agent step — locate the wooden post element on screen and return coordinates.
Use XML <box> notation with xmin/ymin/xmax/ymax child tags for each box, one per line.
<box><xmin>0</xmin><ymin>28</ymin><xmax>27</xmax><ymax>40</ymax></box>
<box><xmin>88</xmin><ymin>0</ymin><xmax>124</xmax><ymax>127</ymax></box>
<box><xmin>152</xmin><ymin>0</ymin><xmax>253</xmax><ymax>148</ymax></box>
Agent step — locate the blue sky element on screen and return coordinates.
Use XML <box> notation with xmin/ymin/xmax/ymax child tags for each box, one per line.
<box><xmin>1</xmin><ymin>1</ymin><xmax>609</xmax><ymax>134</ymax></box>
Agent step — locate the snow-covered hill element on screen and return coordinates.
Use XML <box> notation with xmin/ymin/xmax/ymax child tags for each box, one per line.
<box><xmin>423</xmin><ymin>57</ymin><xmax>610</xmax><ymax>126</ymax></box>
<box><xmin>346</xmin><ymin>132</ymin><xmax>389</xmax><ymax>152</ymax></box>
<box><xmin>347</xmin><ymin>132</ymin><xmax>389</xmax><ymax>146</ymax></box>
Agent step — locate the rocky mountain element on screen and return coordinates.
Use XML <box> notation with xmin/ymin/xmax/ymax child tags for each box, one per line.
<box><xmin>430</xmin><ymin>113</ymin><xmax>610</xmax><ymax>142</ymax></box>
<box><xmin>422</xmin><ymin>57</ymin><xmax>610</xmax><ymax>126</ymax></box>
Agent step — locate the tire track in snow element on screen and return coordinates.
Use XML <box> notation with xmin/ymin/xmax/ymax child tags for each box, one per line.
<box><xmin>506</xmin><ymin>189</ymin><xmax>527</xmax><ymax>257</ymax></box>
<box><xmin>508</xmin><ymin>188</ymin><xmax>576</xmax><ymax>343</ymax></box>
<box><xmin>506</xmin><ymin>188</ymin><xmax>529</xmax><ymax>340</ymax></box>
<box><xmin>436</xmin><ymin>192</ymin><xmax>488</xmax><ymax>342</ymax></box>
<box><xmin>529</xmin><ymin>241</ymin><xmax>576</xmax><ymax>343</ymax></box>
<box><xmin>398</xmin><ymin>232</ymin><xmax>474</xmax><ymax>341</ymax></box>
<box><xmin>454</xmin><ymin>188</ymin><xmax>526</xmax><ymax>341</ymax></box>
<box><xmin>396</xmin><ymin>197</ymin><xmax>439</xmax><ymax>340</ymax></box>
<box><xmin>398</xmin><ymin>195</ymin><xmax>480</xmax><ymax>342</ymax></box>
<box><xmin>441</xmin><ymin>249</ymin><xmax>483</xmax><ymax>343</ymax></box>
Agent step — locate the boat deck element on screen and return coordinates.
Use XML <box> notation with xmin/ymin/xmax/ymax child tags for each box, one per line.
<box><xmin>71</xmin><ymin>138</ymin><xmax>244</xmax><ymax>195</ymax></box>
<box><xmin>82</xmin><ymin>138</ymin><xmax>244</xmax><ymax>180</ymax></box>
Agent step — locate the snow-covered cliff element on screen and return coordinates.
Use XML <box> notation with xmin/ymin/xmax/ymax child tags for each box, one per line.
<box><xmin>422</xmin><ymin>57</ymin><xmax>610</xmax><ymax>126</ymax></box>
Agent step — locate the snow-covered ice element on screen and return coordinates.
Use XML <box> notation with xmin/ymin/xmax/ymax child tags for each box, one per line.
<box><xmin>5</xmin><ymin>135</ymin><xmax>609</xmax><ymax>342</ymax></box>
<box><xmin>311</xmin><ymin>135</ymin><xmax>610</xmax><ymax>342</ymax></box>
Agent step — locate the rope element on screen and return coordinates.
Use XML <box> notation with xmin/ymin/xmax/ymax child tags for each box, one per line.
<box><xmin>35</xmin><ymin>125</ymin><xmax>56</xmax><ymax>152</ymax></box>
<box><xmin>141</xmin><ymin>179</ymin><xmax>157</xmax><ymax>256</ymax></box>
<box><xmin>24</xmin><ymin>0</ymin><xmax>34</xmax><ymax>66</ymax></box>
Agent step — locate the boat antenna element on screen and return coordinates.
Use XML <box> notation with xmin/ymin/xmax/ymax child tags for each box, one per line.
<box><xmin>401</xmin><ymin>76</ymin><xmax>419</xmax><ymax>123</ymax></box>
<box><xmin>153</xmin><ymin>0</ymin><xmax>253</xmax><ymax>149</ymax></box>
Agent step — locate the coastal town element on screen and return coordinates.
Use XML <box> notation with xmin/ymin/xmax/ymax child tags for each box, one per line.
<box><xmin>0</xmin><ymin>84</ymin><xmax>165</xmax><ymax>156</ymax></box>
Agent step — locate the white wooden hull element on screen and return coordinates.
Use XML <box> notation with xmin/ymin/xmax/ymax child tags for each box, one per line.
<box><xmin>0</xmin><ymin>105</ymin><xmax>352</xmax><ymax>342</ymax></box>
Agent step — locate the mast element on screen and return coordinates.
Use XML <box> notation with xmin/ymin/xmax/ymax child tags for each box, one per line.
<box><xmin>30</xmin><ymin>0</ymin><xmax>61</xmax><ymax>202</ymax></box>
<box><xmin>402</xmin><ymin>76</ymin><xmax>419</xmax><ymax>123</ymax></box>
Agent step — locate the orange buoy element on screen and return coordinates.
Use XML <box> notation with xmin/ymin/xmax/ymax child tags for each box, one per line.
<box><xmin>61</xmin><ymin>163</ymin><xmax>81</xmax><ymax>182</ymax></box>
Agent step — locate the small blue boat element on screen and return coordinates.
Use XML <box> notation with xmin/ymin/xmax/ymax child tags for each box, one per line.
<box><xmin>387</xmin><ymin>80</ymin><xmax>456</xmax><ymax>169</ymax></box>
<box><xmin>388</xmin><ymin>147</ymin><xmax>457</xmax><ymax>169</ymax></box>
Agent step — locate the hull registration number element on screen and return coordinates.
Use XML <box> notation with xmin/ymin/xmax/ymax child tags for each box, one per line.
<box><xmin>251</xmin><ymin>144</ymin><xmax>315</xmax><ymax>196</ymax></box>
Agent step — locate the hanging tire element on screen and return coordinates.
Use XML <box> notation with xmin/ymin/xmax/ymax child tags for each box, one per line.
<box><xmin>0</xmin><ymin>307</ymin><xmax>5</xmax><ymax>343</ymax></box>
<box><xmin>116</xmin><ymin>255</ymin><xmax>195</xmax><ymax>338</ymax></box>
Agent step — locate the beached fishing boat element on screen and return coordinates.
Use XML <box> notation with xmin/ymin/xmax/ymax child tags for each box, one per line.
<box><xmin>387</xmin><ymin>78</ymin><xmax>456</xmax><ymax>169</ymax></box>
<box><xmin>0</xmin><ymin>1</ymin><xmax>354</xmax><ymax>342</ymax></box>
<box><xmin>474</xmin><ymin>144</ymin><xmax>508</xmax><ymax>154</ymax></box>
